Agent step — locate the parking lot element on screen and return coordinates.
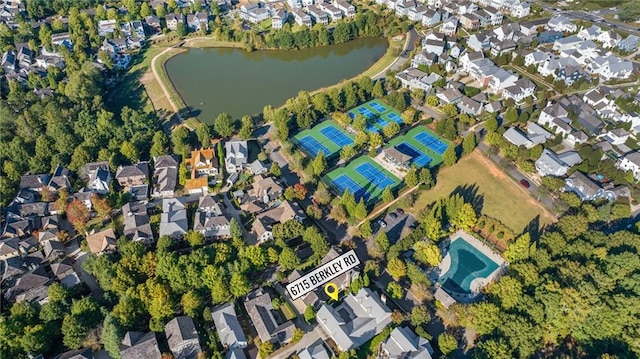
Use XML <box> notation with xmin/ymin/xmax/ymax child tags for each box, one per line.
<box><xmin>376</xmin><ymin>209</ymin><xmax>417</xmax><ymax>244</ymax></box>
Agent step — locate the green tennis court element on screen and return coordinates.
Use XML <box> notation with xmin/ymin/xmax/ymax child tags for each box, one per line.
<box><xmin>292</xmin><ymin>120</ymin><xmax>354</xmax><ymax>159</ymax></box>
<box><xmin>347</xmin><ymin>100</ymin><xmax>404</xmax><ymax>134</ymax></box>
<box><xmin>323</xmin><ymin>156</ymin><xmax>402</xmax><ymax>203</ymax></box>
<box><xmin>386</xmin><ymin>126</ymin><xmax>449</xmax><ymax>168</ymax></box>
<box><xmin>438</xmin><ymin>237</ymin><xmax>500</xmax><ymax>294</ymax></box>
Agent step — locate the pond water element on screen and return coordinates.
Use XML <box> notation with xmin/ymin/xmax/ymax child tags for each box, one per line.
<box><xmin>165</xmin><ymin>37</ymin><xmax>388</xmax><ymax>123</ymax></box>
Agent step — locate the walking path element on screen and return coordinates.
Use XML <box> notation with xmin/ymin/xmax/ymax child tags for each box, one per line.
<box><xmin>150</xmin><ymin>46</ymin><xmax>181</xmax><ymax>116</ymax></box>
<box><xmin>356</xmin><ymin>184</ymin><xmax>420</xmax><ymax>227</ymax></box>
<box><xmin>373</xmin><ymin>28</ymin><xmax>419</xmax><ymax>79</ymax></box>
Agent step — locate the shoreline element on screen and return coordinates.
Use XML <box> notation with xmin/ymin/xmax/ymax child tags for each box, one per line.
<box><xmin>146</xmin><ymin>34</ymin><xmax>407</xmax><ymax>130</ymax></box>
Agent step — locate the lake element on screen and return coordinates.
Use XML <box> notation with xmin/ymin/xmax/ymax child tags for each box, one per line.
<box><xmin>165</xmin><ymin>37</ymin><xmax>388</xmax><ymax>123</ymax></box>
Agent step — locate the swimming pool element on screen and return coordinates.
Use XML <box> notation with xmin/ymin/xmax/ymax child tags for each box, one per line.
<box><xmin>438</xmin><ymin>237</ymin><xmax>500</xmax><ymax>294</ymax></box>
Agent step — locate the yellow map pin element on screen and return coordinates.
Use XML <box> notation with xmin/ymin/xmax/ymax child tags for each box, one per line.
<box><xmin>324</xmin><ymin>282</ymin><xmax>339</xmax><ymax>301</ymax></box>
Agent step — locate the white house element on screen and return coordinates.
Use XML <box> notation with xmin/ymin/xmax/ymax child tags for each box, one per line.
<box><xmin>535</xmin><ymin>149</ymin><xmax>582</xmax><ymax>176</ymax></box>
<box><xmin>577</xmin><ymin>25</ymin><xmax>601</xmax><ymax>40</ymax></box>
<box><xmin>225</xmin><ymin>140</ymin><xmax>248</xmax><ymax>174</ymax></box>
<box><xmin>502</xmin><ymin>78</ymin><xmax>536</xmax><ymax>103</ymax></box>
<box><xmin>510</xmin><ymin>1</ymin><xmax>530</xmax><ymax>18</ymax></box>
<box><xmin>546</xmin><ymin>15</ymin><xmax>576</xmax><ymax>33</ymax></box>
<box><xmin>617</xmin><ymin>152</ymin><xmax>640</xmax><ymax>181</ymax></box>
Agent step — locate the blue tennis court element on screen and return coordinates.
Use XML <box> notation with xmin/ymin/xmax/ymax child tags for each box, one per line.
<box><xmin>299</xmin><ymin>136</ymin><xmax>330</xmax><ymax>157</ymax></box>
<box><xmin>396</xmin><ymin>143</ymin><xmax>432</xmax><ymax>167</ymax></box>
<box><xmin>387</xmin><ymin>113</ymin><xmax>403</xmax><ymax>124</ymax></box>
<box><xmin>320</xmin><ymin>126</ymin><xmax>354</xmax><ymax>147</ymax></box>
<box><xmin>333</xmin><ymin>175</ymin><xmax>370</xmax><ymax>201</ymax></box>
<box><xmin>357</xmin><ymin>107</ymin><xmax>375</xmax><ymax>119</ymax></box>
<box><xmin>375</xmin><ymin>117</ymin><xmax>389</xmax><ymax>127</ymax></box>
<box><xmin>415</xmin><ymin>132</ymin><xmax>448</xmax><ymax>155</ymax></box>
<box><xmin>370</xmin><ymin>101</ymin><xmax>388</xmax><ymax>113</ymax></box>
<box><xmin>366</xmin><ymin>124</ymin><xmax>380</xmax><ymax>133</ymax></box>
<box><xmin>355</xmin><ymin>162</ymin><xmax>395</xmax><ymax>189</ymax></box>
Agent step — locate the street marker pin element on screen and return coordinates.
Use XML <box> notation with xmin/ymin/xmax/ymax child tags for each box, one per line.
<box><xmin>324</xmin><ymin>282</ymin><xmax>339</xmax><ymax>301</ymax></box>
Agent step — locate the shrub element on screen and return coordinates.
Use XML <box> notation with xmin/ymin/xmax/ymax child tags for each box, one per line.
<box><xmin>497</xmin><ymin>231</ymin><xmax>504</xmax><ymax>239</ymax></box>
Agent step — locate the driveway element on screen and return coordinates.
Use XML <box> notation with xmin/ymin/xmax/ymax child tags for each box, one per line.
<box><xmin>269</xmin><ymin>326</ymin><xmax>328</xmax><ymax>359</ymax></box>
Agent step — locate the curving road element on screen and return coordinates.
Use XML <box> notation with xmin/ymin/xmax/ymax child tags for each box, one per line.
<box><xmin>373</xmin><ymin>28</ymin><xmax>420</xmax><ymax>79</ymax></box>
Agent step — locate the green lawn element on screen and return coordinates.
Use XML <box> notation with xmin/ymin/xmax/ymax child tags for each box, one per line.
<box><xmin>386</xmin><ymin>126</ymin><xmax>449</xmax><ymax>168</ymax></box>
<box><xmin>410</xmin><ymin>151</ymin><xmax>556</xmax><ymax>232</ymax></box>
<box><xmin>323</xmin><ymin>156</ymin><xmax>403</xmax><ymax>203</ymax></box>
<box><xmin>292</xmin><ymin>120</ymin><xmax>355</xmax><ymax>159</ymax></box>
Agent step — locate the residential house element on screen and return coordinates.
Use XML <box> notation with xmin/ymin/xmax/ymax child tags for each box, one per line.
<box><xmin>617</xmin><ymin>152</ymin><xmax>640</xmax><ymax>181</ymax></box>
<box><xmin>564</xmin><ymin>171</ymin><xmax>625</xmax><ymax>202</ymax></box>
<box><xmin>467</xmin><ymin>33</ymin><xmax>491</xmax><ymax>52</ymax></box>
<box><xmin>244</xmin><ymin>290</ymin><xmax>296</xmax><ymax>344</ymax></box>
<box><xmin>252</xmin><ymin>200</ymin><xmax>305</xmax><ymax>242</ymax></box>
<box><xmin>485</xmin><ymin>100</ymin><xmax>503</xmax><ymax>113</ymax></box>
<box><xmin>4</xmin><ymin>267</ymin><xmax>52</xmax><ymax>304</ymax></box>
<box><xmin>545</xmin><ymin>15</ymin><xmax>576</xmax><ymax>33</ymax></box>
<box><xmin>272</xmin><ymin>10</ymin><xmax>289</xmax><ymax>29</ymax></box>
<box><xmin>488</xmin><ymin>69</ymin><xmax>518</xmax><ymax>93</ymax></box>
<box><xmin>152</xmin><ymin>155</ymin><xmax>178</xmax><ymax>199</ymax></box>
<box><xmin>527</xmin><ymin>122</ymin><xmax>553</xmax><ymax>144</ymax></box>
<box><xmin>489</xmin><ymin>39</ymin><xmax>517</xmax><ymax>56</ymax></box>
<box><xmin>502</xmin><ymin>78</ymin><xmax>535</xmax><ymax>103</ymax></box>
<box><xmin>166</xmin><ymin>13</ymin><xmax>186</xmax><ymax>31</ymax></box>
<box><xmin>307</xmin><ymin>5</ymin><xmax>329</xmax><ymax>25</ymax></box>
<box><xmin>459</xmin><ymin>13</ymin><xmax>480</xmax><ymax>31</ymax></box>
<box><xmin>510</xmin><ymin>1</ymin><xmax>530</xmax><ymax>18</ymax></box>
<box><xmin>213</xmin><ymin>303</ymin><xmax>248</xmax><ymax>351</ymax></box>
<box><xmin>165</xmin><ymin>316</ymin><xmax>202</xmax><ymax>359</ymax></box>
<box><xmin>484</xmin><ymin>6</ymin><xmax>503</xmax><ymax>25</ymax></box>
<box><xmin>115</xmin><ymin>162</ymin><xmax>149</xmax><ymax>187</ymax></box>
<box><xmin>503</xmin><ymin>127</ymin><xmax>535</xmax><ymax>148</ymax></box>
<box><xmin>145</xmin><ymin>16</ymin><xmax>162</xmax><ymax>33</ymax></box>
<box><xmin>225</xmin><ymin>140</ymin><xmax>248</xmax><ymax>174</ymax></box>
<box><xmin>567</xmin><ymin>130</ymin><xmax>589</xmax><ymax>146</ymax></box>
<box><xmin>292</xmin><ymin>8</ymin><xmax>312</xmax><ymax>27</ymax></box>
<box><xmin>319</xmin><ymin>3</ymin><xmax>343</xmax><ymax>21</ymax></box>
<box><xmin>186</xmin><ymin>149</ymin><xmax>219</xmax><ymax>177</ymax></box>
<box><xmin>395</xmin><ymin>0</ymin><xmax>416</xmax><ymax>17</ymax></box>
<box><xmin>98</xmin><ymin>19</ymin><xmax>117</xmax><ymax>36</ymax></box>
<box><xmin>298</xmin><ymin>341</ymin><xmax>332</xmax><ymax>359</ymax></box>
<box><xmin>84</xmin><ymin>162</ymin><xmax>112</xmax><ymax>194</ymax></box>
<box><xmin>535</xmin><ymin>149</ymin><xmax>582</xmax><ymax>176</ymax></box>
<box><xmin>187</xmin><ymin>12</ymin><xmax>208</xmax><ymax>32</ymax></box>
<box><xmin>524</xmin><ymin>50</ymin><xmax>550</xmax><ymax>67</ymax></box>
<box><xmin>408</xmin><ymin>5</ymin><xmax>428</xmax><ymax>22</ymax></box>
<box><xmin>597</xmin><ymin>29</ymin><xmax>620</xmax><ymax>49</ymax></box>
<box><xmin>194</xmin><ymin>195</ymin><xmax>230</xmax><ymax>238</ymax></box>
<box><xmin>240</xmin><ymin>4</ymin><xmax>271</xmax><ymax>24</ymax></box>
<box><xmin>54</xmin><ymin>348</ymin><xmax>94</xmax><ymax>359</ymax></box>
<box><xmin>599</xmin><ymin>59</ymin><xmax>634</xmax><ymax>81</ymax></box>
<box><xmin>160</xmin><ymin>198</ymin><xmax>188</xmax><ymax>238</ymax></box>
<box><xmin>380</xmin><ymin>326</ymin><xmax>434</xmax><ymax>359</ymax></box>
<box><xmin>184</xmin><ymin>177</ymin><xmax>209</xmax><ymax>195</ymax></box>
<box><xmin>47</xmin><ymin>165</ymin><xmax>71</xmax><ymax>193</ymax></box>
<box><xmin>334</xmin><ymin>0</ymin><xmax>356</xmax><ymax>18</ymax></box>
<box><xmin>552</xmin><ymin>35</ymin><xmax>582</xmax><ymax>52</ymax></box>
<box><xmin>537</xmin><ymin>30</ymin><xmax>563</xmax><ymax>44</ymax></box>
<box><xmin>440</xmin><ymin>16</ymin><xmax>458</xmax><ymax>36</ymax></box>
<box><xmin>396</xmin><ymin>68</ymin><xmax>441</xmax><ymax>92</ymax></box>
<box><xmin>577</xmin><ymin>25</ymin><xmax>601</xmax><ymax>40</ymax></box>
<box><xmin>120</xmin><ymin>332</ymin><xmax>162</xmax><ymax>359</ymax></box>
<box><xmin>43</xmin><ymin>239</ymin><xmax>66</xmax><ymax>260</ymax></box>
<box><xmin>436</xmin><ymin>87</ymin><xmax>463</xmax><ymax>105</ymax></box>
<box><xmin>421</xmin><ymin>9</ymin><xmax>442</xmax><ymax>27</ymax></box>
<box><xmin>618</xmin><ymin>35</ymin><xmax>639</xmax><ymax>52</ymax></box>
<box><xmin>122</xmin><ymin>202</ymin><xmax>154</xmax><ymax>245</ymax></box>
<box><xmin>457</xmin><ymin>96</ymin><xmax>483</xmax><ymax>116</ymax></box>
<box><xmin>519</xmin><ymin>19</ymin><xmax>547</xmax><ymax>35</ymax></box>
<box><xmin>423</xmin><ymin>38</ymin><xmax>445</xmax><ymax>55</ymax></box>
<box><xmin>85</xmin><ymin>228</ymin><xmax>117</xmax><ymax>255</ymax></box>
<box><xmin>577</xmin><ymin>112</ymin><xmax>604</xmax><ymax>136</ymax></box>
<box><xmin>317</xmin><ymin>288</ymin><xmax>392</xmax><ymax>351</ymax></box>
<box><xmin>248</xmin><ymin>160</ymin><xmax>268</xmax><ymax>176</ymax></box>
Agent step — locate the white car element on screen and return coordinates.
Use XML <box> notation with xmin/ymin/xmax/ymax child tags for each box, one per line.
<box><xmin>377</xmin><ymin>220</ymin><xmax>387</xmax><ymax>228</ymax></box>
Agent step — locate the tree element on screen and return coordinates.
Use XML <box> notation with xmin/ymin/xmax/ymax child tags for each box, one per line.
<box><xmin>485</xmin><ymin>115</ymin><xmax>499</xmax><ymax>133</ymax></box>
<box><xmin>451</xmin><ymin>203</ymin><xmax>477</xmax><ymax>231</ymax></box>
<box><xmin>387</xmin><ymin>282</ymin><xmax>403</xmax><ymax>299</ymax></box>
<box><xmin>387</xmin><ymin>258</ymin><xmax>407</xmax><ymax>281</ymax></box>
<box><xmin>490</xmin><ymin>275</ymin><xmax>522</xmax><ymax>309</ymax></box>
<box><xmin>292</xmin><ymin>183</ymin><xmax>307</xmax><ymax>200</ymax></box>
<box><xmin>150</xmin><ymin>131</ymin><xmax>169</xmax><ymax>157</ymax></box>
<box><xmin>359</xmin><ymin>220</ymin><xmax>373</xmax><ymax>238</ymax></box>
<box><xmin>91</xmin><ymin>194</ymin><xmax>112</xmax><ymax>218</ymax></box>
<box><xmin>259</xmin><ymin>340</ymin><xmax>274</xmax><ymax>358</ymax></box>
<box><xmin>102</xmin><ymin>315</ymin><xmax>122</xmax><ymax>359</ymax></box>
<box><xmin>269</xmin><ymin>162</ymin><xmax>282</xmax><ymax>177</ymax></box>
<box><xmin>214</xmin><ymin>113</ymin><xmax>235</xmax><ymax>137</ymax></box>
<box><xmin>229</xmin><ymin>218</ymin><xmax>243</xmax><ymax>240</ymax></box>
<box><xmin>462</xmin><ymin>133</ymin><xmax>476</xmax><ymax>156</ymax></box>
<box><xmin>411</xmin><ymin>306</ymin><xmax>430</xmax><ymax>326</ymax></box>
<box><xmin>179</xmin><ymin>161</ymin><xmax>189</xmax><ymax>186</ymax></box>
<box><xmin>339</xmin><ymin>145</ymin><xmax>357</xmax><ymax>162</ymax></box>
<box><xmin>62</xmin><ymin>315</ymin><xmax>87</xmax><ymax>349</ymax></box>
<box><xmin>66</xmin><ymin>199</ymin><xmax>90</xmax><ymax>233</ymax></box>
<box><xmin>443</xmin><ymin>146</ymin><xmax>458</xmax><ymax>166</ymax></box>
<box><xmin>354</xmin><ymin>199</ymin><xmax>367</xmax><ymax>220</ymax></box>
<box><xmin>229</xmin><ymin>272</ymin><xmax>251</xmax><ymax>298</ymax></box>
<box><xmin>382</xmin><ymin>187</ymin><xmax>394</xmax><ymax>203</ymax></box>
<box><xmin>404</xmin><ymin>168</ymin><xmax>419</xmax><ymax>187</ymax></box>
<box><xmin>312</xmin><ymin>151</ymin><xmax>327</xmax><ymax>176</ymax></box>
<box><xmin>419</xmin><ymin>168</ymin><xmax>433</xmax><ymax>187</ymax></box>
<box><xmin>372</xmin><ymin>79</ymin><xmax>385</xmax><ymax>98</ymax></box>
<box><xmin>503</xmin><ymin>107</ymin><xmax>518</xmax><ymax>123</ymax></box>
<box><xmin>172</xmin><ymin>127</ymin><xmax>190</xmax><ymax>153</ymax></box>
<box><xmin>426</xmin><ymin>95</ymin><xmax>439</xmax><ymax>107</ymax></box>
<box><xmin>438</xmin><ymin>333</ymin><xmax>458</xmax><ymax>356</ymax></box>
<box><xmin>239</xmin><ymin>116</ymin><xmax>254</xmax><ymax>139</ymax></box>
<box><xmin>414</xmin><ymin>241</ymin><xmax>442</xmax><ymax>266</ymax></box>
<box><xmin>279</xmin><ymin>247</ymin><xmax>300</xmax><ymax>270</ymax></box>
<box><xmin>304</xmin><ymin>306</ymin><xmax>316</xmax><ymax>323</ymax></box>
<box><xmin>195</xmin><ymin>123</ymin><xmax>212</xmax><ymax>148</ymax></box>
<box><xmin>503</xmin><ymin>233</ymin><xmax>534</xmax><ymax>262</ymax></box>
<box><xmin>185</xmin><ymin>230</ymin><xmax>205</xmax><ymax>247</ymax></box>
<box><xmin>382</xmin><ymin>122</ymin><xmax>400</xmax><ymax>139</ymax></box>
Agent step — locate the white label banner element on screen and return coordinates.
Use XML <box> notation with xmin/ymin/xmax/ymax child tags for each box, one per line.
<box><xmin>286</xmin><ymin>250</ymin><xmax>361</xmax><ymax>300</ymax></box>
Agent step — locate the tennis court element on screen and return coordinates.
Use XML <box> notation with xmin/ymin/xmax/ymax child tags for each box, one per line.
<box><xmin>396</xmin><ymin>142</ymin><xmax>432</xmax><ymax>167</ymax></box>
<box><xmin>415</xmin><ymin>132</ymin><xmax>448</xmax><ymax>155</ymax></box>
<box><xmin>320</xmin><ymin>126</ymin><xmax>354</xmax><ymax>147</ymax></box>
<box><xmin>385</xmin><ymin>127</ymin><xmax>449</xmax><ymax>169</ymax></box>
<box><xmin>292</xmin><ymin>120</ymin><xmax>355</xmax><ymax>159</ymax></box>
<box><xmin>437</xmin><ymin>236</ymin><xmax>500</xmax><ymax>294</ymax></box>
<box><xmin>355</xmin><ymin>162</ymin><xmax>395</xmax><ymax>190</ymax></box>
<box><xmin>333</xmin><ymin>174</ymin><xmax>370</xmax><ymax>201</ymax></box>
<box><xmin>347</xmin><ymin>100</ymin><xmax>405</xmax><ymax>134</ymax></box>
<box><xmin>298</xmin><ymin>136</ymin><xmax>330</xmax><ymax>157</ymax></box>
<box><xmin>323</xmin><ymin>156</ymin><xmax>402</xmax><ymax>203</ymax></box>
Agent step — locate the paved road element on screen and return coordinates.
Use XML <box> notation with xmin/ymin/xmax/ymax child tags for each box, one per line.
<box><xmin>534</xmin><ymin>1</ymin><xmax>640</xmax><ymax>36</ymax></box>
<box><xmin>373</xmin><ymin>28</ymin><xmax>420</xmax><ymax>80</ymax></box>
<box><xmin>269</xmin><ymin>326</ymin><xmax>329</xmax><ymax>359</ymax></box>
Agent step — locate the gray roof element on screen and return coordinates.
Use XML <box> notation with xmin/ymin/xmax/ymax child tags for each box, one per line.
<box><xmin>565</xmin><ymin>171</ymin><xmax>601</xmax><ymax>201</ymax></box>
<box><xmin>55</xmin><ymin>347</ymin><xmax>93</xmax><ymax>359</ymax></box>
<box><xmin>298</xmin><ymin>341</ymin><xmax>331</xmax><ymax>359</ymax></box>
<box><xmin>503</xmin><ymin>127</ymin><xmax>532</xmax><ymax>147</ymax></box>
<box><xmin>213</xmin><ymin>303</ymin><xmax>247</xmax><ymax>349</ymax></box>
<box><xmin>385</xmin><ymin>147</ymin><xmax>412</xmax><ymax>165</ymax></box>
<box><xmin>198</xmin><ymin>195</ymin><xmax>222</xmax><ymax>214</ymax></box>
<box><xmin>225</xmin><ymin>140</ymin><xmax>248</xmax><ymax>165</ymax></box>
<box><xmin>154</xmin><ymin>155</ymin><xmax>179</xmax><ymax>169</ymax></box>
<box><xmin>120</xmin><ymin>332</ymin><xmax>161</xmax><ymax>359</ymax></box>
<box><xmin>165</xmin><ymin>316</ymin><xmax>201</xmax><ymax>359</ymax></box>
<box><xmin>19</xmin><ymin>173</ymin><xmax>50</xmax><ymax>190</ymax></box>
<box><xmin>383</xmin><ymin>326</ymin><xmax>433</xmax><ymax>359</ymax></box>
<box><xmin>244</xmin><ymin>290</ymin><xmax>295</xmax><ymax>344</ymax></box>
<box><xmin>116</xmin><ymin>162</ymin><xmax>149</xmax><ymax>180</ymax></box>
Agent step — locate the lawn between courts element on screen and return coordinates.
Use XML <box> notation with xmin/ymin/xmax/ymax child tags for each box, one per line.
<box><xmin>323</xmin><ymin>156</ymin><xmax>402</xmax><ymax>203</ymax></box>
<box><xmin>292</xmin><ymin>119</ymin><xmax>355</xmax><ymax>159</ymax></box>
<box><xmin>386</xmin><ymin>126</ymin><xmax>450</xmax><ymax>169</ymax></box>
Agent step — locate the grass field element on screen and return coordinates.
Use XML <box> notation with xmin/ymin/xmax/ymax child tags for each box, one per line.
<box><xmin>292</xmin><ymin>120</ymin><xmax>355</xmax><ymax>159</ymax></box>
<box><xmin>324</xmin><ymin>156</ymin><xmax>402</xmax><ymax>203</ymax></box>
<box><xmin>386</xmin><ymin>126</ymin><xmax>449</xmax><ymax>169</ymax></box>
<box><xmin>348</xmin><ymin>99</ymin><xmax>404</xmax><ymax>133</ymax></box>
<box><xmin>410</xmin><ymin>151</ymin><xmax>556</xmax><ymax>232</ymax></box>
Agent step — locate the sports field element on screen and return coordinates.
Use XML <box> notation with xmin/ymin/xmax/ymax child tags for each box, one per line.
<box><xmin>347</xmin><ymin>99</ymin><xmax>404</xmax><ymax>133</ymax></box>
<box><xmin>386</xmin><ymin>127</ymin><xmax>449</xmax><ymax>168</ymax></box>
<box><xmin>438</xmin><ymin>236</ymin><xmax>500</xmax><ymax>295</ymax></box>
<box><xmin>323</xmin><ymin>156</ymin><xmax>402</xmax><ymax>202</ymax></box>
<box><xmin>292</xmin><ymin>120</ymin><xmax>354</xmax><ymax>159</ymax></box>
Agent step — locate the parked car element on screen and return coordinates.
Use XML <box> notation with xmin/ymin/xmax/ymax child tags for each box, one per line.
<box><xmin>377</xmin><ymin>219</ymin><xmax>387</xmax><ymax>228</ymax></box>
<box><xmin>396</xmin><ymin>208</ymin><xmax>404</xmax><ymax>215</ymax></box>
<box><xmin>390</xmin><ymin>212</ymin><xmax>398</xmax><ymax>219</ymax></box>
<box><xmin>520</xmin><ymin>179</ymin><xmax>531</xmax><ymax>188</ymax></box>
